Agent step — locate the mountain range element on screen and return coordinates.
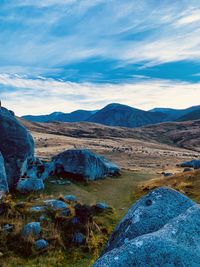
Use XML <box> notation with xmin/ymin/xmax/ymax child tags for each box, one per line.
<box><xmin>23</xmin><ymin>110</ymin><xmax>97</xmax><ymax>123</ymax></box>
<box><xmin>22</xmin><ymin>103</ymin><xmax>200</xmax><ymax>128</ymax></box>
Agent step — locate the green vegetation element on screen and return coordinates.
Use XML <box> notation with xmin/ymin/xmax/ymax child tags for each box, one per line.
<box><xmin>0</xmin><ymin>171</ymin><xmax>155</xmax><ymax>267</ymax></box>
<box><xmin>44</xmin><ymin>171</ymin><xmax>154</xmax><ymax>219</ymax></box>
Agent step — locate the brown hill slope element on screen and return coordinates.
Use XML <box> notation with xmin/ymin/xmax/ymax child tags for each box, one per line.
<box><xmin>20</xmin><ymin>118</ymin><xmax>200</xmax><ymax>152</ymax></box>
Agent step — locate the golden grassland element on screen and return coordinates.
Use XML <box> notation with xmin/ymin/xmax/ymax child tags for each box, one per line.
<box><xmin>138</xmin><ymin>170</ymin><xmax>200</xmax><ymax>203</ymax></box>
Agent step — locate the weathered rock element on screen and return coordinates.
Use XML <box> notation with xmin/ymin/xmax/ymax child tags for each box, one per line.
<box><xmin>52</xmin><ymin>149</ymin><xmax>120</xmax><ymax>181</ymax></box>
<box><xmin>0</xmin><ymin>107</ymin><xmax>34</xmax><ymax>188</ymax></box>
<box><xmin>162</xmin><ymin>172</ymin><xmax>173</xmax><ymax>177</ymax></box>
<box><xmin>44</xmin><ymin>199</ymin><xmax>69</xmax><ymax>210</ymax></box>
<box><xmin>30</xmin><ymin>206</ymin><xmax>46</xmax><ymax>212</ymax></box>
<box><xmin>183</xmin><ymin>167</ymin><xmax>193</xmax><ymax>172</ymax></box>
<box><xmin>72</xmin><ymin>232</ymin><xmax>86</xmax><ymax>245</ymax></box>
<box><xmin>179</xmin><ymin>159</ymin><xmax>200</xmax><ymax>169</ymax></box>
<box><xmin>102</xmin><ymin>187</ymin><xmax>195</xmax><ymax>255</ymax></box>
<box><xmin>2</xmin><ymin>223</ymin><xmax>14</xmax><ymax>232</ymax></box>
<box><xmin>22</xmin><ymin>222</ymin><xmax>41</xmax><ymax>238</ymax></box>
<box><xmin>17</xmin><ymin>178</ymin><xmax>44</xmax><ymax>193</ymax></box>
<box><xmin>94</xmin><ymin>204</ymin><xmax>200</xmax><ymax>267</ymax></box>
<box><xmin>21</xmin><ymin>157</ymin><xmax>55</xmax><ymax>181</ymax></box>
<box><xmin>0</xmin><ymin>152</ymin><xmax>8</xmax><ymax>193</ymax></box>
<box><xmin>63</xmin><ymin>194</ymin><xmax>77</xmax><ymax>202</ymax></box>
<box><xmin>35</xmin><ymin>239</ymin><xmax>49</xmax><ymax>250</ymax></box>
<box><xmin>95</xmin><ymin>202</ymin><xmax>110</xmax><ymax>211</ymax></box>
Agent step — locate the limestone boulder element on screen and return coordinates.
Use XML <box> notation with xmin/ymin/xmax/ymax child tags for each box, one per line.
<box><xmin>52</xmin><ymin>149</ymin><xmax>120</xmax><ymax>181</ymax></box>
<box><xmin>0</xmin><ymin>107</ymin><xmax>34</xmax><ymax>188</ymax></box>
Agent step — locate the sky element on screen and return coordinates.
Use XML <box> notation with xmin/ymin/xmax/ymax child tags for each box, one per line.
<box><xmin>0</xmin><ymin>0</ymin><xmax>200</xmax><ymax>115</ymax></box>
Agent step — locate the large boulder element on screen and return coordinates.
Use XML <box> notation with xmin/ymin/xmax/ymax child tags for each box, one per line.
<box><xmin>94</xmin><ymin>204</ymin><xmax>200</xmax><ymax>267</ymax></box>
<box><xmin>0</xmin><ymin>152</ymin><xmax>8</xmax><ymax>193</ymax></box>
<box><xmin>102</xmin><ymin>187</ymin><xmax>195</xmax><ymax>255</ymax></box>
<box><xmin>52</xmin><ymin>149</ymin><xmax>120</xmax><ymax>181</ymax></box>
<box><xmin>0</xmin><ymin>107</ymin><xmax>34</xmax><ymax>188</ymax></box>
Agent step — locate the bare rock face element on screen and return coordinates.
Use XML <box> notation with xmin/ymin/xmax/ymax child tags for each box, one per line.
<box><xmin>0</xmin><ymin>152</ymin><xmax>8</xmax><ymax>193</ymax></box>
<box><xmin>179</xmin><ymin>159</ymin><xmax>200</xmax><ymax>169</ymax></box>
<box><xmin>20</xmin><ymin>157</ymin><xmax>55</xmax><ymax>181</ymax></box>
<box><xmin>94</xmin><ymin>204</ymin><xmax>200</xmax><ymax>267</ymax></box>
<box><xmin>0</xmin><ymin>107</ymin><xmax>34</xmax><ymax>188</ymax></box>
<box><xmin>52</xmin><ymin>149</ymin><xmax>120</xmax><ymax>181</ymax></box>
<box><xmin>93</xmin><ymin>187</ymin><xmax>198</xmax><ymax>267</ymax></box>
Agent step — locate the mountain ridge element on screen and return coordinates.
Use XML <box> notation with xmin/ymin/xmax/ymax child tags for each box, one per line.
<box><xmin>22</xmin><ymin>103</ymin><xmax>200</xmax><ymax>128</ymax></box>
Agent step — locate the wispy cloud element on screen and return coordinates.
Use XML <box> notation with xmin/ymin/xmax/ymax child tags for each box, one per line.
<box><xmin>1</xmin><ymin>74</ymin><xmax>200</xmax><ymax>115</ymax></box>
<box><xmin>0</xmin><ymin>1</ymin><xmax>200</xmax><ymax>114</ymax></box>
<box><xmin>1</xmin><ymin>0</ymin><xmax>200</xmax><ymax>76</ymax></box>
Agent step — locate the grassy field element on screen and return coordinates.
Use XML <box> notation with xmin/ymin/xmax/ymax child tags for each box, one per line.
<box><xmin>44</xmin><ymin>170</ymin><xmax>156</xmax><ymax>219</ymax></box>
<box><xmin>1</xmin><ymin>171</ymin><xmax>156</xmax><ymax>267</ymax></box>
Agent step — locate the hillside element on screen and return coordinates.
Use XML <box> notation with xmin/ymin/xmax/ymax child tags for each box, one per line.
<box><xmin>86</xmin><ymin>103</ymin><xmax>166</xmax><ymax>127</ymax></box>
<box><xmin>150</xmin><ymin>105</ymin><xmax>200</xmax><ymax>121</ymax></box>
<box><xmin>22</xmin><ymin>104</ymin><xmax>200</xmax><ymax>127</ymax></box>
<box><xmin>177</xmin><ymin>109</ymin><xmax>200</xmax><ymax>122</ymax></box>
<box><xmin>22</xmin><ymin>110</ymin><xmax>97</xmax><ymax>123</ymax></box>
<box><xmin>20</xmin><ymin>118</ymin><xmax>200</xmax><ymax>153</ymax></box>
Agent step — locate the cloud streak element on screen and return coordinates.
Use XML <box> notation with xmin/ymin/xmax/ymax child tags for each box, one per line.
<box><xmin>1</xmin><ymin>0</ymin><xmax>200</xmax><ymax>75</ymax></box>
<box><xmin>1</xmin><ymin>74</ymin><xmax>200</xmax><ymax>115</ymax></box>
<box><xmin>0</xmin><ymin>1</ymin><xmax>200</xmax><ymax>114</ymax></box>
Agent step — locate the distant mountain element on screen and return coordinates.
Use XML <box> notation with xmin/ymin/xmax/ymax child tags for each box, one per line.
<box><xmin>22</xmin><ymin>110</ymin><xmax>97</xmax><ymax>123</ymax></box>
<box><xmin>86</xmin><ymin>103</ymin><xmax>167</xmax><ymax>127</ymax></box>
<box><xmin>150</xmin><ymin>105</ymin><xmax>200</xmax><ymax>120</ymax></box>
<box><xmin>177</xmin><ymin>109</ymin><xmax>200</xmax><ymax>122</ymax></box>
<box><xmin>22</xmin><ymin>103</ymin><xmax>200</xmax><ymax>127</ymax></box>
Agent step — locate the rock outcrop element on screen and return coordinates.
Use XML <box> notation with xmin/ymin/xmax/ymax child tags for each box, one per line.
<box><xmin>21</xmin><ymin>157</ymin><xmax>55</xmax><ymax>181</ymax></box>
<box><xmin>0</xmin><ymin>107</ymin><xmax>34</xmax><ymax>188</ymax></box>
<box><xmin>52</xmin><ymin>149</ymin><xmax>120</xmax><ymax>181</ymax></box>
<box><xmin>179</xmin><ymin>159</ymin><xmax>200</xmax><ymax>169</ymax></box>
<box><xmin>94</xmin><ymin>187</ymin><xmax>198</xmax><ymax>267</ymax></box>
<box><xmin>0</xmin><ymin>152</ymin><xmax>8</xmax><ymax>193</ymax></box>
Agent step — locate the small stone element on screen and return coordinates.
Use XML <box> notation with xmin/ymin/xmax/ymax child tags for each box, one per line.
<box><xmin>63</xmin><ymin>194</ymin><xmax>77</xmax><ymax>202</ymax></box>
<box><xmin>72</xmin><ymin>232</ymin><xmax>86</xmax><ymax>245</ymax></box>
<box><xmin>44</xmin><ymin>199</ymin><xmax>69</xmax><ymax>210</ymax></box>
<box><xmin>22</xmin><ymin>222</ymin><xmax>41</xmax><ymax>238</ymax></box>
<box><xmin>35</xmin><ymin>239</ymin><xmax>49</xmax><ymax>250</ymax></box>
<box><xmin>30</xmin><ymin>206</ymin><xmax>46</xmax><ymax>212</ymax></box>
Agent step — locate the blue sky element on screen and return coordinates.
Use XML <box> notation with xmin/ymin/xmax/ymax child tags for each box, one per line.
<box><xmin>0</xmin><ymin>0</ymin><xmax>200</xmax><ymax>115</ymax></box>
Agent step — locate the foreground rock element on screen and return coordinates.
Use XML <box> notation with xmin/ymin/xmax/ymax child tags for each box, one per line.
<box><xmin>53</xmin><ymin>149</ymin><xmax>120</xmax><ymax>181</ymax></box>
<box><xmin>94</xmin><ymin>204</ymin><xmax>200</xmax><ymax>267</ymax></box>
<box><xmin>94</xmin><ymin>187</ymin><xmax>199</xmax><ymax>266</ymax></box>
<box><xmin>17</xmin><ymin>178</ymin><xmax>44</xmax><ymax>193</ymax></box>
<box><xmin>0</xmin><ymin>107</ymin><xmax>34</xmax><ymax>188</ymax></box>
<box><xmin>0</xmin><ymin>153</ymin><xmax>8</xmax><ymax>193</ymax></box>
<box><xmin>102</xmin><ymin>187</ymin><xmax>194</xmax><ymax>254</ymax></box>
